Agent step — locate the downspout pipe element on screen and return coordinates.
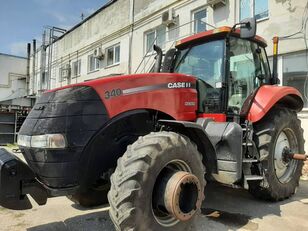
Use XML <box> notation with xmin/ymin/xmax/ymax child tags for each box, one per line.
<box><xmin>128</xmin><ymin>0</ymin><xmax>135</xmax><ymax>74</ymax></box>
<box><xmin>26</xmin><ymin>43</ymin><xmax>31</xmax><ymax>94</ymax></box>
<box><xmin>32</xmin><ymin>39</ymin><xmax>36</xmax><ymax>95</ymax></box>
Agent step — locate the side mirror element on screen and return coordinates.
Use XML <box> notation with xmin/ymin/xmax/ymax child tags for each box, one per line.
<box><xmin>240</xmin><ymin>17</ymin><xmax>256</xmax><ymax>39</ymax></box>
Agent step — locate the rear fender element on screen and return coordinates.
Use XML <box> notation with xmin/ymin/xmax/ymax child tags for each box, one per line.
<box><xmin>248</xmin><ymin>85</ymin><xmax>303</xmax><ymax>123</ymax></box>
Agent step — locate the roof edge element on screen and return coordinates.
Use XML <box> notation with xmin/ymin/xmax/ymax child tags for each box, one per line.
<box><xmin>56</xmin><ymin>0</ymin><xmax>118</xmax><ymax>42</ymax></box>
<box><xmin>0</xmin><ymin>53</ymin><xmax>27</xmax><ymax>59</ymax></box>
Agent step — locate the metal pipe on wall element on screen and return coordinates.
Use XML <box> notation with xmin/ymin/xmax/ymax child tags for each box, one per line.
<box><xmin>26</xmin><ymin>43</ymin><xmax>31</xmax><ymax>94</ymax></box>
<box><xmin>32</xmin><ymin>39</ymin><xmax>36</xmax><ymax>95</ymax></box>
<box><xmin>128</xmin><ymin>0</ymin><xmax>135</xmax><ymax>74</ymax></box>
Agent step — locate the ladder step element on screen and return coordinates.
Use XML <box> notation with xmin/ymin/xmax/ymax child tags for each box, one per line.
<box><xmin>245</xmin><ymin>175</ymin><xmax>263</xmax><ymax>181</ymax></box>
<box><xmin>243</xmin><ymin>158</ymin><xmax>259</xmax><ymax>163</ymax></box>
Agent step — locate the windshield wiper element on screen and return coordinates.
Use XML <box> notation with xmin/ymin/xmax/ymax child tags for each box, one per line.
<box><xmin>174</xmin><ymin>47</ymin><xmax>192</xmax><ymax>70</ymax></box>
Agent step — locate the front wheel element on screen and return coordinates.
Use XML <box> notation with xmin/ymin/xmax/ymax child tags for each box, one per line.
<box><xmin>108</xmin><ymin>132</ymin><xmax>206</xmax><ymax>231</ymax></box>
<box><xmin>249</xmin><ymin>107</ymin><xmax>305</xmax><ymax>201</ymax></box>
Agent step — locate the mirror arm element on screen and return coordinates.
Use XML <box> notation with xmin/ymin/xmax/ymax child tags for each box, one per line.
<box><xmin>227</xmin><ymin>22</ymin><xmax>249</xmax><ymax>41</ymax></box>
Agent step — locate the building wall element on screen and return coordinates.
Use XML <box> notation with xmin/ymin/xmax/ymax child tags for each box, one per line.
<box><xmin>29</xmin><ymin>0</ymin><xmax>308</xmax><ymax>151</ymax></box>
<box><xmin>0</xmin><ymin>53</ymin><xmax>30</xmax><ymax>107</ymax></box>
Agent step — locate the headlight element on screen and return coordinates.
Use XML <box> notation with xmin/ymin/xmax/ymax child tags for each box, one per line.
<box><xmin>17</xmin><ymin>134</ymin><xmax>66</xmax><ymax>149</ymax></box>
<box><xmin>17</xmin><ymin>135</ymin><xmax>31</xmax><ymax>147</ymax></box>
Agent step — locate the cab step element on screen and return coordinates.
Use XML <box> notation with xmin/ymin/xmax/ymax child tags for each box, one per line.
<box><xmin>243</xmin><ymin>158</ymin><xmax>259</xmax><ymax>163</ymax></box>
<box><xmin>244</xmin><ymin>175</ymin><xmax>264</xmax><ymax>189</ymax></box>
<box><xmin>245</xmin><ymin>175</ymin><xmax>263</xmax><ymax>181</ymax></box>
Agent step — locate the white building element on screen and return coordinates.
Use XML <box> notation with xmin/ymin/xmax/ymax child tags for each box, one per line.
<box><xmin>0</xmin><ymin>53</ymin><xmax>31</xmax><ymax>108</ymax></box>
<box><xmin>0</xmin><ymin>53</ymin><xmax>32</xmax><ymax>144</ymax></box>
<box><xmin>29</xmin><ymin>0</ymin><xmax>308</xmax><ymax>151</ymax></box>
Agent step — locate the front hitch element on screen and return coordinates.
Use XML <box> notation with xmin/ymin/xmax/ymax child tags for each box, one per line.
<box><xmin>0</xmin><ymin>148</ymin><xmax>47</xmax><ymax>210</ymax></box>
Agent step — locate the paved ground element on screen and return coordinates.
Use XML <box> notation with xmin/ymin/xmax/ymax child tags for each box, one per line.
<box><xmin>1</xmin><ymin>180</ymin><xmax>308</xmax><ymax>231</ymax></box>
<box><xmin>1</xmin><ymin>147</ymin><xmax>308</xmax><ymax>230</ymax></box>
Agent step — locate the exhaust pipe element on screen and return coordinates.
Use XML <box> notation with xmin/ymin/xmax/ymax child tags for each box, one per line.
<box><xmin>271</xmin><ymin>36</ymin><xmax>280</xmax><ymax>85</ymax></box>
<box><xmin>153</xmin><ymin>45</ymin><xmax>163</xmax><ymax>73</ymax></box>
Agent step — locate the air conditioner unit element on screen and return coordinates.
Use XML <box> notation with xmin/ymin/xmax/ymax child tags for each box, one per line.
<box><xmin>93</xmin><ymin>47</ymin><xmax>104</xmax><ymax>60</ymax></box>
<box><xmin>207</xmin><ymin>0</ymin><xmax>227</xmax><ymax>8</ymax></box>
<box><xmin>162</xmin><ymin>9</ymin><xmax>177</xmax><ymax>27</ymax></box>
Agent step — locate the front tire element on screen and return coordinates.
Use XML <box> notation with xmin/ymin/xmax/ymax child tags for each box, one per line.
<box><xmin>108</xmin><ymin>132</ymin><xmax>206</xmax><ymax>231</ymax></box>
<box><xmin>249</xmin><ymin>107</ymin><xmax>305</xmax><ymax>201</ymax></box>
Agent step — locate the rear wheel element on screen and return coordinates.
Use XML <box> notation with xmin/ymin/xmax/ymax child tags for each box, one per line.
<box><xmin>249</xmin><ymin>107</ymin><xmax>305</xmax><ymax>201</ymax></box>
<box><xmin>108</xmin><ymin>132</ymin><xmax>206</xmax><ymax>231</ymax></box>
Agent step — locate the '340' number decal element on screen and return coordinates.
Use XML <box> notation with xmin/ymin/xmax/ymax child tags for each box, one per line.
<box><xmin>105</xmin><ymin>89</ymin><xmax>122</xmax><ymax>99</ymax></box>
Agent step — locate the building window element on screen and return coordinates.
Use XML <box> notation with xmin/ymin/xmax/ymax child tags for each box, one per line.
<box><xmin>145</xmin><ymin>25</ymin><xmax>166</xmax><ymax>53</ymax></box>
<box><xmin>240</xmin><ymin>0</ymin><xmax>269</xmax><ymax>21</ymax></box>
<box><xmin>106</xmin><ymin>44</ymin><xmax>120</xmax><ymax>66</ymax></box>
<box><xmin>282</xmin><ymin>51</ymin><xmax>308</xmax><ymax>108</ymax></box>
<box><xmin>41</xmin><ymin>72</ymin><xmax>47</xmax><ymax>89</ymax></box>
<box><xmin>59</xmin><ymin>64</ymin><xmax>70</xmax><ymax>82</ymax></box>
<box><xmin>72</xmin><ymin>60</ymin><xmax>81</xmax><ymax>77</ymax></box>
<box><xmin>193</xmin><ymin>8</ymin><xmax>207</xmax><ymax>33</ymax></box>
<box><xmin>88</xmin><ymin>55</ymin><xmax>100</xmax><ymax>72</ymax></box>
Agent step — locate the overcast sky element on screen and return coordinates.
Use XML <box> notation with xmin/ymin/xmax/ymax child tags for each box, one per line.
<box><xmin>0</xmin><ymin>0</ymin><xmax>108</xmax><ymax>57</ymax></box>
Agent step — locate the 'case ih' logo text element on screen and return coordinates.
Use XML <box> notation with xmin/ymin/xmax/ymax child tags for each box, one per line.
<box><xmin>167</xmin><ymin>82</ymin><xmax>192</xmax><ymax>89</ymax></box>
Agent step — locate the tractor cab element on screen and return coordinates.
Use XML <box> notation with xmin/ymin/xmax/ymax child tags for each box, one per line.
<box><xmin>163</xmin><ymin>18</ymin><xmax>272</xmax><ymax>121</ymax></box>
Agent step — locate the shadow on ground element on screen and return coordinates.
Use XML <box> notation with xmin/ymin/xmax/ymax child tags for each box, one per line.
<box><xmin>27</xmin><ymin>181</ymin><xmax>308</xmax><ymax>231</ymax></box>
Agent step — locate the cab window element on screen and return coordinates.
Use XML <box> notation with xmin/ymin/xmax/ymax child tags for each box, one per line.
<box><xmin>228</xmin><ymin>37</ymin><xmax>270</xmax><ymax>113</ymax></box>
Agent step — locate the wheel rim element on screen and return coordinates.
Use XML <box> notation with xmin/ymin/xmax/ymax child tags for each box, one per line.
<box><xmin>274</xmin><ymin>128</ymin><xmax>298</xmax><ymax>183</ymax></box>
<box><xmin>151</xmin><ymin>160</ymin><xmax>202</xmax><ymax>227</ymax></box>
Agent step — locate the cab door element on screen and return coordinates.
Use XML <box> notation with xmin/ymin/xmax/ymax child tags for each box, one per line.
<box><xmin>227</xmin><ymin>37</ymin><xmax>271</xmax><ymax>114</ymax></box>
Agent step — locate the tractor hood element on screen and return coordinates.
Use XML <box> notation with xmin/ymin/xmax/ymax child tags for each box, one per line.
<box><xmin>49</xmin><ymin>73</ymin><xmax>198</xmax><ymax>120</ymax></box>
<box><xmin>17</xmin><ymin>73</ymin><xmax>197</xmax><ymax>189</ymax></box>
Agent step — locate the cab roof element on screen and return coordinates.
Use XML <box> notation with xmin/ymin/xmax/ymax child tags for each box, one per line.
<box><xmin>176</xmin><ymin>26</ymin><xmax>267</xmax><ymax>49</ymax></box>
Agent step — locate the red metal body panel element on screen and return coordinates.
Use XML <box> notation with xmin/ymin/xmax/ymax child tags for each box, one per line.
<box><xmin>50</xmin><ymin>73</ymin><xmax>198</xmax><ymax>121</ymax></box>
<box><xmin>176</xmin><ymin>26</ymin><xmax>267</xmax><ymax>49</ymax></box>
<box><xmin>198</xmin><ymin>113</ymin><xmax>227</xmax><ymax>122</ymax></box>
<box><xmin>247</xmin><ymin>85</ymin><xmax>303</xmax><ymax>123</ymax></box>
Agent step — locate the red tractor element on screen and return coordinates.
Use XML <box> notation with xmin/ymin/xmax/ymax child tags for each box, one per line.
<box><xmin>0</xmin><ymin>18</ymin><xmax>306</xmax><ymax>230</ymax></box>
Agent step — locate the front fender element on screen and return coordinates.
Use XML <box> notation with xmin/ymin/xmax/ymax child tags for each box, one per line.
<box><xmin>248</xmin><ymin>85</ymin><xmax>303</xmax><ymax>123</ymax></box>
<box><xmin>159</xmin><ymin>120</ymin><xmax>217</xmax><ymax>174</ymax></box>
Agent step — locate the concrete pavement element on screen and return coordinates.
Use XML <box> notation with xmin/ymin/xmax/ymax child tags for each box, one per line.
<box><xmin>1</xmin><ymin>180</ymin><xmax>308</xmax><ymax>231</ymax></box>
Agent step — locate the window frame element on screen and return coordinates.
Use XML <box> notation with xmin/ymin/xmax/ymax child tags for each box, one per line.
<box><xmin>106</xmin><ymin>43</ymin><xmax>121</xmax><ymax>67</ymax></box>
<box><xmin>192</xmin><ymin>6</ymin><xmax>207</xmax><ymax>34</ymax></box>
<box><xmin>144</xmin><ymin>26</ymin><xmax>167</xmax><ymax>55</ymax></box>
<box><xmin>59</xmin><ymin>64</ymin><xmax>70</xmax><ymax>83</ymax></box>
<box><xmin>281</xmin><ymin>51</ymin><xmax>308</xmax><ymax>109</ymax></box>
<box><xmin>71</xmin><ymin>59</ymin><xmax>81</xmax><ymax>78</ymax></box>
<box><xmin>240</xmin><ymin>0</ymin><xmax>269</xmax><ymax>22</ymax></box>
<box><xmin>88</xmin><ymin>54</ymin><xmax>100</xmax><ymax>73</ymax></box>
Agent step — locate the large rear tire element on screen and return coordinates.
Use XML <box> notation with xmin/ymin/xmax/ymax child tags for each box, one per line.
<box><xmin>108</xmin><ymin>131</ymin><xmax>206</xmax><ymax>231</ymax></box>
<box><xmin>249</xmin><ymin>107</ymin><xmax>305</xmax><ymax>201</ymax></box>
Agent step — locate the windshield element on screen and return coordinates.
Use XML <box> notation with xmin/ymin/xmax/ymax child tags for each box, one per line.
<box><xmin>174</xmin><ymin>40</ymin><xmax>225</xmax><ymax>113</ymax></box>
<box><xmin>174</xmin><ymin>40</ymin><xmax>224</xmax><ymax>88</ymax></box>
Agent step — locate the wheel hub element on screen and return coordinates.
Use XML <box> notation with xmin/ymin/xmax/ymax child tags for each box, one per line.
<box><xmin>163</xmin><ymin>171</ymin><xmax>202</xmax><ymax>221</ymax></box>
<box><xmin>274</xmin><ymin>129</ymin><xmax>298</xmax><ymax>183</ymax></box>
<box><xmin>152</xmin><ymin>160</ymin><xmax>204</xmax><ymax>227</ymax></box>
